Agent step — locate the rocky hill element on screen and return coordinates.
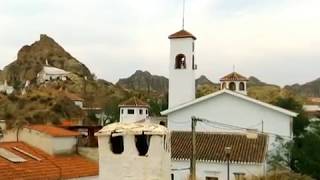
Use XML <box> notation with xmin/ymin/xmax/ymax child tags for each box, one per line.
<box><xmin>0</xmin><ymin>34</ymin><xmax>93</xmax><ymax>85</ymax></box>
<box><xmin>0</xmin><ymin>35</ymin><xmax>131</xmax><ymax>126</ymax></box>
<box><xmin>116</xmin><ymin>70</ymin><xmax>168</xmax><ymax>94</ymax></box>
<box><xmin>285</xmin><ymin>78</ymin><xmax>320</xmax><ymax>97</ymax></box>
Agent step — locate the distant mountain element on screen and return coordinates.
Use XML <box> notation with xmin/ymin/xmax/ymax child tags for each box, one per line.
<box><xmin>285</xmin><ymin>78</ymin><xmax>320</xmax><ymax>97</ymax></box>
<box><xmin>196</xmin><ymin>75</ymin><xmax>215</xmax><ymax>87</ymax></box>
<box><xmin>116</xmin><ymin>70</ymin><xmax>169</xmax><ymax>94</ymax></box>
<box><xmin>1</xmin><ymin>34</ymin><xmax>93</xmax><ymax>84</ymax></box>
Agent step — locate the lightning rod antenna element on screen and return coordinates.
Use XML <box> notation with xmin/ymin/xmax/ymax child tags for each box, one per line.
<box><xmin>182</xmin><ymin>0</ymin><xmax>185</xmax><ymax>29</ymax></box>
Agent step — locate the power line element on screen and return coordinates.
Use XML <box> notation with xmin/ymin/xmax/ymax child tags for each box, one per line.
<box><xmin>198</xmin><ymin>118</ymin><xmax>292</xmax><ymax>139</ymax></box>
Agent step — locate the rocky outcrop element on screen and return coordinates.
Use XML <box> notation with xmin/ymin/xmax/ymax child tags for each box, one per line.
<box><xmin>116</xmin><ymin>70</ymin><xmax>169</xmax><ymax>94</ymax></box>
<box><xmin>2</xmin><ymin>34</ymin><xmax>92</xmax><ymax>85</ymax></box>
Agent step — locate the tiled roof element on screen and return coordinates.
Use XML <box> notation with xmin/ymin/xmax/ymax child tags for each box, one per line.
<box><xmin>171</xmin><ymin>131</ymin><xmax>268</xmax><ymax>164</ymax></box>
<box><xmin>64</xmin><ymin>92</ymin><xmax>84</xmax><ymax>101</ymax></box>
<box><xmin>0</xmin><ymin>142</ymin><xmax>98</xmax><ymax>179</ymax></box>
<box><xmin>118</xmin><ymin>97</ymin><xmax>150</xmax><ymax>108</ymax></box>
<box><xmin>169</xmin><ymin>29</ymin><xmax>196</xmax><ymax>40</ymax></box>
<box><xmin>220</xmin><ymin>72</ymin><xmax>248</xmax><ymax>81</ymax></box>
<box><xmin>26</xmin><ymin>125</ymin><xmax>81</xmax><ymax>137</ymax></box>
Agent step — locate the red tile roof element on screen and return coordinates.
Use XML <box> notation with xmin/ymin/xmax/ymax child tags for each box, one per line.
<box><xmin>0</xmin><ymin>142</ymin><xmax>98</xmax><ymax>179</ymax></box>
<box><xmin>171</xmin><ymin>131</ymin><xmax>268</xmax><ymax>163</ymax></box>
<box><xmin>26</xmin><ymin>125</ymin><xmax>81</xmax><ymax>137</ymax></box>
<box><xmin>169</xmin><ymin>29</ymin><xmax>196</xmax><ymax>40</ymax></box>
<box><xmin>118</xmin><ymin>97</ymin><xmax>150</xmax><ymax>108</ymax></box>
<box><xmin>220</xmin><ymin>72</ymin><xmax>248</xmax><ymax>81</ymax></box>
<box><xmin>64</xmin><ymin>92</ymin><xmax>84</xmax><ymax>101</ymax></box>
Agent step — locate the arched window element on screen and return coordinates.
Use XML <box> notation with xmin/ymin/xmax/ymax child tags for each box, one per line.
<box><xmin>229</xmin><ymin>82</ymin><xmax>236</xmax><ymax>91</ymax></box>
<box><xmin>135</xmin><ymin>133</ymin><xmax>151</xmax><ymax>156</ymax></box>
<box><xmin>222</xmin><ymin>82</ymin><xmax>226</xmax><ymax>89</ymax></box>
<box><xmin>239</xmin><ymin>82</ymin><xmax>245</xmax><ymax>91</ymax></box>
<box><xmin>175</xmin><ymin>54</ymin><xmax>186</xmax><ymax>69</ymax></box>
<box><xmin>110</xmin><ymin>135</ymin><xmax>124</xmax><ymax>154</ymax></box>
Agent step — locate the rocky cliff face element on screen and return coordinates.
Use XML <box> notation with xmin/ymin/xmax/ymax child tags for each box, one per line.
<box><xmin>2</xmin><ymin>34</ymin><xmax>92</xmax><ymax>84</ymax></box>
<box><xmin>117</xmin><ymin>70</ymin><xmax>169</xmax><ymax>94</ymax></box>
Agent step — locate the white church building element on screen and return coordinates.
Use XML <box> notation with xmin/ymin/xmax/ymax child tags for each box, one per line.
<box><xmin>161</xmin><ymin>29</ymin><xmax>298</xmax><ymax>180</ymax></box>
<box><xmin>37</xmin><ymin>65</ymin><xmax>69</xmax><ymax>84</ymax></box>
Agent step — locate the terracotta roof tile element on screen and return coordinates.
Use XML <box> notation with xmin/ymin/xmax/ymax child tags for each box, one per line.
<box><xmin>64</xmin><ymin>92</ymin><xmax>84</xmax><ymax>101</ymax></box>
<box><xmin>220</xmin><ymin>72</ymin><xmax>248</xmax><ymax>81</ymax></box>
<box><xmin>171</xmin><ymin>131</ymin><xmax>268</xmax><ymax>163</ymax></box>
<box><xmin>118</xmin><ymin>97</ymin><xmax>150</xmax><ymax>108</ymax></box>
<box><xmin>0</xmin><ymin>142</ymin><xmax>98</xmax><ymax>179</ymax></box>
<box><xmin>26</xmin><ymin>125</ymin><xmax>80</xmax><ymax>137</ymax></box>
<box><xmin>169</xmin><ymin>29</ymin><xmax>196</xmax><ymax>40</ymax></box>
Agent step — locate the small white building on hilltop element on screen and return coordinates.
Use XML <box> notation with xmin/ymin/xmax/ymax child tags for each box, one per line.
<box><xmin>37</xmin><ymin>66</ymin><xmax>69</xmax><ymax>84</ymax></box>
<box><xmin>119</xmin><ymin>97</ymin><xmax>150</xmax><ymax>123</ymax></box>
<box><xmin>95</xmin><ymin>122</ymin><xmax>171</xmax><ymax>180</ymax></box>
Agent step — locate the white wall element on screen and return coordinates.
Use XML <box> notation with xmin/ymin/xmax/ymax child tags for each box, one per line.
<box><xmin>52</xmin><ymin>137</ymin><xmax>77</xmax><ymax>154</ymax></box>
<box><xmin>1</xmin><ymin>128</ymin><xmax>77</xmax><ymax>155</ymax></box>
<box><xmin>119</xmin><ymin>107</ymin><xmax>149</xmax><ymax>123</ymax></box>
<box><xmin>98</xmin><ymin>134</ymin><xmax>171</xmax><ymax>180</ymax></box>
<box><xmin>169</xmin><ymin>38</ymin><xmax>196</xmax><ymax>108</ymax></box>
<box><xmin>37</xmin><ymin>70</ymin><xmax>67</xmax><ymax>84</ymax></box>
<box><xmin>74</xmin><ymin>100</ymin><xmax>84</xmax><ymax>109</ymax></box>
<box><xmin>172</xmin><ymin>160</ymin><xmax>264</xmax><ymax>180</ymax></box>
<box><xmin>168</xmin><ymin>93</ymin><xmax>293</xmax><ymax>148</ymax></box>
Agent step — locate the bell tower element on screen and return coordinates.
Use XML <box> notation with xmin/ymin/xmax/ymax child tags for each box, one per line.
<box><xmin>168</xmin><ymin>30</ymin><xmax>197</xmax><ymax>108</ymax></box>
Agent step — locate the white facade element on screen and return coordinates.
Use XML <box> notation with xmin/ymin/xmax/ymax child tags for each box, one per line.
<box><xmin>95</xmin><ymin>123</ymin><xmax>171</xmax><ymax>180</ymax></box>
<box><xmin>74</xmin><ymin>100</ymin><xmax>84</xmax><ymax>109</ymax></box>
<box><xmin>119</xmin><ymin>107</ymin><xmax>149</xmax><ymax>123</ymax></box>
<box><xmin>162</xmin><ymin>90</ymin><xmax>296</xmax><ymax>149</ymax></box>
<box><xmin>169</xmin><ymin>37</ymin><xmax>196</xmax><ymax>108</ymax></box>
<box><xmin>0</xmin><ymin>81</ymin><xmax>14</xmax><ymax>95</ymax></box>
<box><xmin>37</xmin><ymin>66</ymin><xmax>69</xmax><ymax>84</ymax></box>
<box><xmin>172</xmin><ymin>160</ymin><xmax>264</xmax><ymax>180</ymax></box>
<box><xmin>303</xmin><ymin>105</ymin><xmax>320</xmax><ymax>112</ymax></box>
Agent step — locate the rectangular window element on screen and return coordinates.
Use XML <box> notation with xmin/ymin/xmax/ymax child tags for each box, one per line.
<box><xmin>192</xmin><ymin>55</ymin><xmax>195</xmax><ymax>69</ymax></box>
<box><xmin>121</xmin><ymin>109</ymin><xmax>124</xmax><ymax>114</ymax></box>
<box><xmin>206</xmin><ymin>177</ymin><xmax>218</xmax><ymax>180</ymax></box>
<box><xmin>128</xmin><ymin>109</ymin><xmax>134</xmax><ymax>114</ymax></box>
<box><xmin>139</xmin><ymin>109</ymin><xmax>143</xmax><ymax>115</ymax></box>
<box><xmin>192</xmin><ymin>42</ymin><xmax>195</xmax><ymax>52</ymax></box>
<box><xmin>146</xmin><ymin>109</ymin><xmax>148</xmax><ymax>115</ymax></box>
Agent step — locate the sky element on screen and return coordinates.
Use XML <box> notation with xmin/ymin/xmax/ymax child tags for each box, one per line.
<box><xmin>0</xmin><ymin>0</ymin><xmax>319</xmax><ymax>86</ymax></box>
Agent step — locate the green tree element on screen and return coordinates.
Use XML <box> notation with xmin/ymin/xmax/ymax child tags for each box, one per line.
<box><xmin>271</xmin><ymin>97</ymin><xmax>320</xmax><ymax>179</ymax></box>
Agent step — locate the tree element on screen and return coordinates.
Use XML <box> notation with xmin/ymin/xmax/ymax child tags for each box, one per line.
<box><xmin>271</xmin><ymin>97</ymin><xmax>320</xmax><ymax>179</ymax></box>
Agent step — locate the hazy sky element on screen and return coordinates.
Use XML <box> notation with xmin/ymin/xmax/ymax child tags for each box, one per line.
<box><xmin>0</xmin><ymin>0</ymin><xmax>319</xmax><ymax>86</ymax></box>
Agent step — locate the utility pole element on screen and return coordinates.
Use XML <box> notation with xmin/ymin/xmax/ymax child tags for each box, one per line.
<box><xmin>190</xmin><ymin>116</ymin><xmax>198</xmax><ymax>180</ymax></box>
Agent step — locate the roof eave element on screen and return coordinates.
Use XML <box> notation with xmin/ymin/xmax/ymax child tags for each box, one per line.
<box><xmin>161</xmin><ymin>89</ymin><xmax>298</xmax><ymax>117</ymax></box>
